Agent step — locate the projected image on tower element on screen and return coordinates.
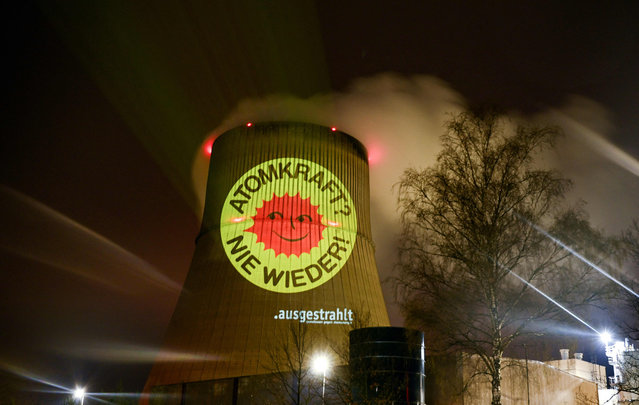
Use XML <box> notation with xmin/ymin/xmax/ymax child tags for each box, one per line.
<box><xmin>246</xmin><ymin>192</ymin><xmax>326</xmax><ymax>257</ymax></box>
<box><xmin>221</xmin><ymin>157</ymin><xmax>357</xmax><ymax>293</ymax></box>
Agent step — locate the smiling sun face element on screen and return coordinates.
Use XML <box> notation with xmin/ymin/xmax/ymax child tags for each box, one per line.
<box><xmin>245</xmin><ymin>193</ymin><xmax>326</xmax><ymax>257</ymax></box>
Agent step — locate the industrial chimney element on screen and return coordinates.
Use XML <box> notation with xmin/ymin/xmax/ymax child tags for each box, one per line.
<box><xmin>145</xmin><ymin>122</ymin><xmax>390</xmax><ymax>401</ymax></box>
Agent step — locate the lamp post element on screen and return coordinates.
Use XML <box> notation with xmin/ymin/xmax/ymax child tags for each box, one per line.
<box><xmin>599</xmin><ymin>330</ymin><xmax>613</xmax><ymax>387</ymax></box>
<box><xmin>312</xmin><ymin>353</ymin><xmax>330</xmax><ymax>404</ymax></box>
<box><xmin>73</xmin><ymin>386</ymin><xmax>86</xmax><ymax>405</ymax></box>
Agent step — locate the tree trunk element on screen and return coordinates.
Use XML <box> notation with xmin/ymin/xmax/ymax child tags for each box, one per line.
<box><xmin>489</xmin><ymin>289</ymin><xmax>503</xmax><ymax>405</ymax></box>
<box><xmin>491</xmin><ymin>353</ymin><xmax>502</xmax><ymax>405</ymax></box>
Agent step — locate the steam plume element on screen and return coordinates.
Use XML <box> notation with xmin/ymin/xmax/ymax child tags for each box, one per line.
<box><xmin>191</xmin><ymin>74</ymin><xmax>639</xmax><ymax>324</ymax></box>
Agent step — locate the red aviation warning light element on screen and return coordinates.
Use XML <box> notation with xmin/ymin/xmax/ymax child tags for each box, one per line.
<box><xmin>203</xmin><ymin>138</ymin><xmax>214</xmax><ymax>157</ymax></box>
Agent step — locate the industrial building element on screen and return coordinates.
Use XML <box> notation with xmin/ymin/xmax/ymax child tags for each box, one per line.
<box><xmin>144</xmin><ymin>122</ymin><xmax>390</xmax><ymax>403</ymax></box>
<box><xmin>425</xmin><ymin>349</ymin><xmax>605</xmax><ymax>405</ymax></box>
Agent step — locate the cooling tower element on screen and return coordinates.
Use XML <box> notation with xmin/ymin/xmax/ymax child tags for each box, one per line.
<box><xmin>145</xmin><ymin>122</ymin><xmax>389</xmax><ymax>399</ymax></box>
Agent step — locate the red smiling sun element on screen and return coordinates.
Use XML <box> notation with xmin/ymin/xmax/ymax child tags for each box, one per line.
<box><xmin>245</xmin><ymin>193</ymin><xmax>326</xmax><ymax>257</ymax></box>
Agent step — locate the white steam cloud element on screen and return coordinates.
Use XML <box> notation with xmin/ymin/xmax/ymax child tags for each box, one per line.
<box><xmin>191</xmin><ymin>74</ymin><xmax>639</xmax><ymax>324</ymax></box>
<box><xmin>537</xmin><ymin>96</ymin><xmax>639</xmax><ymax>233</ymax></box>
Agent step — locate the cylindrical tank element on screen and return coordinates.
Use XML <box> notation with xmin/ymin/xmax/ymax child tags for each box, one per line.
<box><xmin>350</xmin><ymin>327</ymin><xmax>426</xmax><ymax>405</ymax></box>
<box><xmin>146</xmin><ymin>122</ymin><xmax>389</xmax><ymax>393</ymax></box>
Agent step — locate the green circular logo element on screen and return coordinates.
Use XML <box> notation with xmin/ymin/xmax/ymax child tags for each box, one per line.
<box><xmin>220</xmin><ymin>158</ymin><xmax>357</xmax><ymax>293</ymax></box>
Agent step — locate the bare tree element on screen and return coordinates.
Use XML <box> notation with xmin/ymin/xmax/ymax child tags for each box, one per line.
<box><xmin>623</xmin><ymin>220</ymin><xmax>639</xmax><ymax>270</ymax></box>
<box><xmin>264</xmin><ymin>309</ymin><xmax>376</xmax><ymax>405</ymax></box>
<box><xmin>613</xmin><ymin>220</ymin><xmax>639</xmax><ymax>402</ymax></box>
<box><xmin>323</xmin><ymin>308</ymin><xmax>372</xmax><ymax>405</ymax></box>
<box><xmin>615</xmin><ymin>342</ymin><xmax>639</xmax><ymax>402</ymax></box>
<box><xmin>395</xmin><ymin>110</ymin><xmax>619</xmax><ymax>405</ymax></box>
<box><xmin>616</xmin><ymin>297</ymin><xmax>639</xmax><ymax>402</ymax></box>
<box><xmin>264</xmin><ymin>322</ymin><xmax>320</xmax><ymax>405</ymax></box>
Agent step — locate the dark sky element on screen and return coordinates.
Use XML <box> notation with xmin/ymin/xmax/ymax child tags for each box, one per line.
<box><xmin>2</xmin><ymin>1</ymin><xmax>639</xmax><ymax>402</ymax></box>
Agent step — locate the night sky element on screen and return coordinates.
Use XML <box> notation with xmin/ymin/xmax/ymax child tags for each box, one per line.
<box><xmin>2</xmin><ymin>1</ymin><xmax>639</xmax><ymax>402</ymax></box>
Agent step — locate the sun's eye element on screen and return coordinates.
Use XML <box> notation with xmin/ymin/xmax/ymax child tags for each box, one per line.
<box><xmin>267</xmin><ymin>211</ymin><xmax>283</xmax><ymax>220</ymax></box>
<box><xmin>296</xmin><ymin>214</ymin><xmax>312</xmax><ymax>223</ymax></box>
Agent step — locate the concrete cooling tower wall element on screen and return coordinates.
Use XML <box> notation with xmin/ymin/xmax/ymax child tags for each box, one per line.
<box><xmin>145</xmin><ymin>122</ymin><xmax>390</xmax><ymax>398</ymax></box>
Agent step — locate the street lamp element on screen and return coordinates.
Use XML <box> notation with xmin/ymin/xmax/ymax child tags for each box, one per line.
<box><xmin>73</xmin><ymin>386</ymin><xmax>86</xmax><ymax>405</ymax></box>
<box><xmin>312</xmin><ymin>353</ymin><xmax>330</xmax><ymax>404</ymax></box>
<box><xmin>600</xmin><ymin>330</ymin><xmax>612</xmax><ymax>346</ymax></box>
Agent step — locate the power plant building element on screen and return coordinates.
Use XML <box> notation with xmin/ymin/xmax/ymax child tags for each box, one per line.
<box><xmin>145</xmin><ymin>122</ymin><xmax>390</xmax><ymax>402</ymax></box>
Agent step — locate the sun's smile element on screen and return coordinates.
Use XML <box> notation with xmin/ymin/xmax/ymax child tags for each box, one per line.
<box><xmin>273</xmin><ymin>231</ymin><xmax>309</xmax><ymax>242</ymax></box>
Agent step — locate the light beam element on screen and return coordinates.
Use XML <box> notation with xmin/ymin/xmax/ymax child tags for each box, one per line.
<box><xmin>507</xmin><ymin>269</ymin><xmax>600</xmax><ymax>334</ymax></box>
<box><xmin>0</xmin><ymin>185</ymin><xmax>182</xmax><ymax>293</ymax></box>
<box><xmin>521</xmin><ymin>215</ymin><xmax>639</xmax><ymax>298</ymax></box>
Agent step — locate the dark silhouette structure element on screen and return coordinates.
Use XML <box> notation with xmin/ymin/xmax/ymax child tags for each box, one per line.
<box><xmin>350</xmin><ymin>327</ymin><xmax>426</xmax><ymax>404</ymax></box>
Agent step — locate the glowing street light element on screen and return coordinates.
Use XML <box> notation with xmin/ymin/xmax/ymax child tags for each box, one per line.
<box><xmin>600</xmin><ymin>330</ymin><xmax>612</xmax><ymax>346</ymax></box>
<box><xmin>312</xmin><ymin>353</ymin><xmax>330</xmax><ymax>404</ymax></box>
<box><xmin>73</xmin><ymin>386</ymin><xmax>86</xmax><ymax>405</ymax></box>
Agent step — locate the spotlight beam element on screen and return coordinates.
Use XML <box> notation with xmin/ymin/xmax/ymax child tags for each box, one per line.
<box><xmin>519</xmin><ymin>214</ymin><xmax>639</xmax><ymax>298</ymax></box>
<box><xmin>507</xmin><ymin>268</ymin><xmax>600</xmax><ymax>334</ymax></box>
<box><xmin>0</xmin><ymin>185</ymin><xmax>181</xmax><ymax>293</ymax></box>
